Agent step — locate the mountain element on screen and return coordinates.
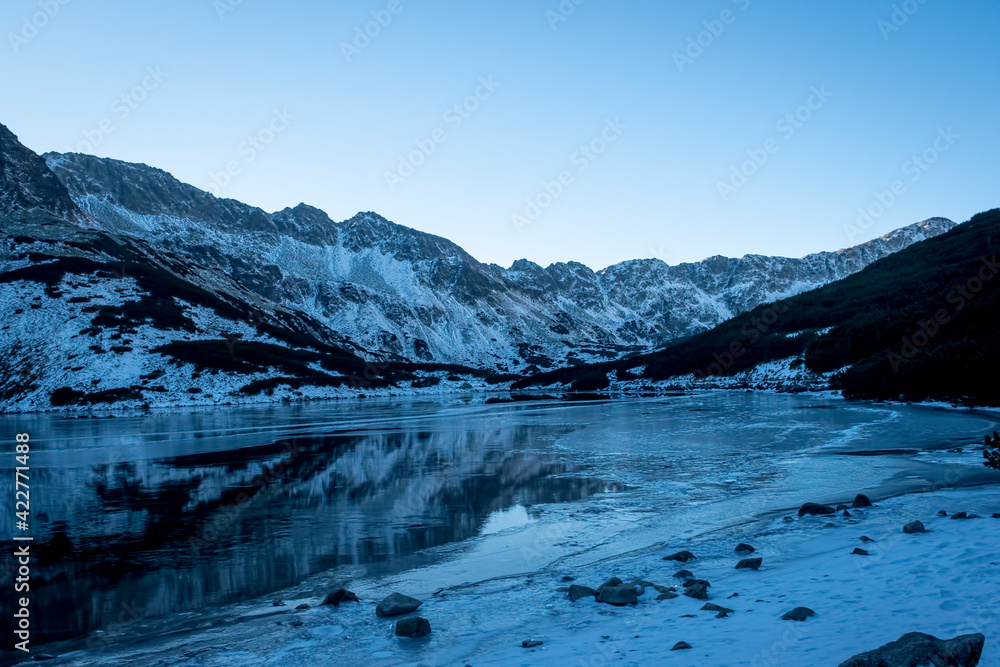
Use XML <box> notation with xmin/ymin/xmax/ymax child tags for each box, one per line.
<box><xmin>516</xmin><ymin>209</ymin><xmax>1000</xmax><ymax>406</ymax></box>
<box><xmin>0</xmin><ymin>122</ymin><xmax>962</xmax><ymax>411</ymax></box>
<box><xmin>43</xmin><ymin>150</ymin><xmax>954</xmax><ymax>373</ymax></box>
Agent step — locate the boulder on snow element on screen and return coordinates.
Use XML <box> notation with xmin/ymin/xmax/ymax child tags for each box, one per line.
<box><xmin>597</xmin><ymin>584</ymin><xmax>639</xmax><ymax>606</ymax></box>
<box><xmin>683</xmin><ymin>582</ymin><xmax>710</xmax><ymax>600</ymax></box>
<box><xmin>735</xmin><ymin>557</ymin><xmax>762</xmax><ymax>571</ymax></box>
<box><xmin>375</xmin><ymin>592</ymin><xmax>422</xmax><ymax>617</ymax></box>
<box><xmin>852</xmin><ymin>494</ymin><xmax>873</xmax><ymax>508</ymax></box>
<box><xmin>798</xmin><ymin>502</ymin><xmax>836</xmax><ymax>517</ymax></box>
<box><xmin>781</xmin><ymin>607</ymin><xmax>816</xmax><ymax>621</ymax></box>
<box><xmin>836</xmin><ymin>631</ymin><xmax>984</xmax><ymax>667</ymax></box>
<box><xmin>321</xmin><ymin>589</ymin><xmax>359</xmax><ymax>606</ymax></box>
<box><xmin>395</xmin><ymin>616</ymin><xmax>431</xmax><ymax>638</ymax></box>
<box><xmin>701</xmin><ymin>603</ymin><xmax>733</xmax><ymax>614</ymax></box>
<box><xmin>663</xmin><ymin>550</ymin><xmax>697</xmax><ymax>563</ymax></box>
<box><xmin>673</xmin><ymin>569</ymin><xmax>694</xmax><ymax>580</ymax></box>
<box><xmin>902</xmin><ymin>520</ymin><xmax>926</xmax><ymax>534</ymax></box>
<box><xmin>734</xmin><ymin>543</ymin><xmax>755</xmax><ymax>554</ymax></box>
<box><xmin>852</xmin><ymin>548</ymin><xmax>870</xmax><ymax>556</ymax></box>
<box><xmin>596</xmin><ymin>577</ymin><xmax>623</xmax><ymax>592</ymax></box>
<box><xmin>672</xmin><ymin>641</ymin><xmax>692</xmax><ymax>650</ymax></box>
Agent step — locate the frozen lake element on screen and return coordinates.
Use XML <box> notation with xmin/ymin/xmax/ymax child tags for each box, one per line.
<box><xmin>1</xmin><ymin>391</ymin><xmax>997</xmax><ymax>656</ymax></box>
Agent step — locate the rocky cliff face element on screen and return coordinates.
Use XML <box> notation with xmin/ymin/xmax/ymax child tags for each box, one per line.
<box><xmin>43</xmin><ymin>150</ymin><xmax>956</xmax><ymax>372</ymax></box>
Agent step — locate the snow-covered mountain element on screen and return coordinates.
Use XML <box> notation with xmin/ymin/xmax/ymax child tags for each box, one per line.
<box><xmin>43</xmin><ymin>150</ymin><xmax>955</xmax><ymax>372</ymax></box>
<box><xmin>0</xmin><ymin>122</ymin><xmax>957</xmax><ymax>411</ymax></box>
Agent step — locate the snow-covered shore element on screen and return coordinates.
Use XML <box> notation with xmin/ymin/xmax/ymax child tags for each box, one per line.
<box><xmin>52</xmin><ymin>482</ymin><xmax>1000</xmax><ymax>666</ymax></box>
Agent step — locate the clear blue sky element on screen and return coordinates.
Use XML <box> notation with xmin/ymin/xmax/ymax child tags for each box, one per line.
<box><xmin>2</xmin><ymin>0</ymin><xmax>997</xmax><ymax>270</ymax></box>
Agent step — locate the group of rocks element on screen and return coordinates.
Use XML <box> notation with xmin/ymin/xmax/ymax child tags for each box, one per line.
<box><xmin>312</xmin><ymin>588</ymin><xmax>430</xmax><ymax>638</ymax></box>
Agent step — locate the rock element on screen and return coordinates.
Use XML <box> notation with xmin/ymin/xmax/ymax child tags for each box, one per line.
<box><xmin>651</xmin><ymin>584</ymin><xmax>674</xmax><ymax>594</ymax></box>
<box><xmin>938</xmin><ymin>510</ymin><xmax>948</xmax><ymax>516</ymax></box>
<box><xmin>852</xmin><ymin>494</ymin><xmax>873</xmax><ymax>508</ymax></box>
<box><xmin>836</xmin><ymin>631</ymin><xmax>984</xmax><ymax>667</ymax></box>
<box><xmin>568</xmin><ymin>585</ymin><xmax>598</xmax><ymax>602</ymax></box>
<box><xmin>289</xmin><ymin>619</ymin><xmax>303</xmax><ymax>627</ymax></box>
<box><xmin>836</xmin><ymin>504</ymin><xmax>850</xmax><ymax>511</ymax></box>
<box><xmin>395</xmin><ymin>616</ymin><xmax>431</xmax><ymax>638</ymax></box>
<box><xmin>993</xmin><ymin>513</ymin><xmax>1000</xmax><ymax>519</ymax></box>
<box><xmin>852</xmin><ymin>548</ymin><xmax>870</xmax><ymax>556</ymax></box>
<box><xmin>860</xmin><ymin>535</ymin><xmax>875</xmax><ymax>542</ymax></box>
<box><xmin>728</xmin><ymin>593</ymin><xmax>739</xmax><ymax>599</ymax></box>
<box><xmin>781</xmin><ymin>607</ymin><xmax>816</xmax><ymax>621</ymax></box>
<box><xmin>682</xmin><ymin>579</ymin><xmax>711</xmax><ymax>589</ymax></box>
<box><xmin>716</xmin><ymin>611</ymin><xmax>730</xmax><ymax>618</ymax></box>
<box><xmin>783</xmin><ymin>515</ymin><xmax>794</xmax><ymax>522</ymax></box>
<box><xmin>951</xmin><ymin>511</ymin><xmax>969</xmax><ymax>520</ymax></box>
<box><xmin>561</xmin><ymin>575</ymin><xmax>575</xmax><ymax>581</ymax></box>
<box><xmin>701</xmin><ymin>603</ymin><xmax>733</xmax><ymax>614</ymax></box>
<box><xmin>683</xmin><ymin>582</ymin><xmax>710</xmax><ymax>600</ymax></box>
<box><xmin>736</xmin><ymin>557</ymin><xmax>762</xmax><ymax>571</ymax></box>
<box><xmin>657</xmin><ymin>591</ymin><xmax>679</xmax><ymax>600</ymax></box>
<box><xmin>673</xmin><ymin>569</ymin><xmax>694</xmax><ymax>580</ymax></box>
<box><xmin>597</xmin><ymin>577</ymin><xmax>623</xmax><ymax>592</ymax></box>
<box><xmin>902</xmin><ymin>520</ymin><xmax>926</xmax><ymax>534</ymax></box>
<box><xmin>272</xmin><ymin>600</ymin><xmax>286</xmax><ymax>607</ymax></box>
<box><xmin>663</xmin><ymin>550</ymin><xmax>697</xmax><ymax>563</ymax></box>
<box><xmin>842</xmin><ymin>510</ymin><xmax>851</xmax><ymax>518</ymax></box>
<box><xmin>522</xmin><ymin>640</ymin><xmax>544</xmax><ymax>648</ymax></box>
<box><xmin>295</xmin><ymin>603</ymin><xmax>310</xmax><ymax>610</ymax></box>
<box><xmin>375</xmin><ymin>593</ymin><xmax>422</xmax><ymax>618</ymax></box>
<box><xmin>734</xmin><ymin>543</ymin><xmax>755</xmax><ymax>554</ymax></box>
<box><xmin>798</xmin><ymin>502</ymin><xmax>836</xmax><ymax>517</ymax></box>
<box><xmin>597</xmin><ymin>584</ymin><xmax>639</xmax><ymax>606</ymax></box>
<box><xmin>321</xmin><ymin>589</ymin><xmax>360</xmax><ymax>606</ymax></box>
<box><xmin>672</xmin><ymin>641</ymin><xmax>692</xmax><ymax>650</ymax></box>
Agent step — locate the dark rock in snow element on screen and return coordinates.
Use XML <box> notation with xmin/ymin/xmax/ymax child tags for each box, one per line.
<box><xmin>682</xmin><ymin>579</ymin><xmax>711</xmax><ymax>589</ymax></box>
<box><xmin>860</xmin><ymin>536</ymin><xmax>875</xmax><ymax>542</ymax></box>
<box><xmin>395</xmin><ymin>617</ymin><xmax>431</xmax><ymax>638</ymax></box>
<box><xmin>522</xmin><ymin>640</ymin><xmax>544</xmax><ymax>648</ymax></box>
<box><xmin>701</xmin><ymin>603</ymin><xmax>733</xmax><ymax>614</ymax></box>
<box><xmin>852</xmin><ymin>494</ymin><xmax>873</xmax><ymax>508</ymax></box>
<box><xmin>938</xmin><ymin>510</ymin><xmax>948</xmax><ymax>516</ymax></box>
<box><xmin>852</xmin><ymin>548</ymin><xmax>870</xmax><ymax>556</ymax></box>
<box><xmin>375</xmin><ymin>592</ymin><xmax>422</xmax><ymax>618</ymax></box>
<box><xmin>321</xmin><ymin>589</ymin><xmax>360</xmax><ymax>606</ymax></box>
<box><xmin>836</xmin><ymin>631</ymin><xmax>984</xmax><ymax>667</ymax></box>
<box><xmin>672</xmin><ymin>641</ymin><xmax>692</xmax><ymax>650</ymax></box>
<box><xmin>842</xmin><ymin>510</ymin><xmax>851</xmax><ymax>517</ymax></box>
<box><xmin>272</xmin><ymin>600</ymin><xmax>286</xmax><ymax>606</ymax></box>
<box><xmin>781</xmin><ymin>607</ymin><xmax>816</xmax><ymax>621</ymax></box>
<box><xmin>561</xmin><ymin>575</ymin><xmax>575</xmax><ymax>581</ymax></box>
<box><xmin>993</xmin><ymin>513</ymin><xmax>1000</xmax><ymax>519</ymax></box>
<box><xmin>684</xmin><ymin>582</ymin><xmax>710</xmax><ymax>600</ymax></box>
<box><xmin>673</xmin><ymin>569</ymin><xmax>694</xmax><ymax>579</ymax></box>
<box><xmin>657</xmin><ymin>590</ymin><xmax>679</xmax><ymax>600</ymax></box>
<box><xmin>295</xmin><ymin>604</ymin><xmax>310</xmax><ymax>610</ymax></box>
<box><xmin>798</xmin><ymin>502</ymin><xmax>836</xmax><ymax>517</ymax></box>
<box><xmin>736</xmin><ymin>557</ymin><xmax>762</xmax><ymax>570</ymax></box>
<box><xmin>597</xmin><ymin>584</ymin><xmax>639</xmax><ymax>606</ymax></box>
<box><xmin>902</xmin><ymin>520</ymin><xmax>926</xmax><ymax>533</ymax></box>
<box><xmin>735</xmin><ymin>543</ymin><xmax>755</xmax><ymax>554</ymax></box>
<box><xmin>951</xmin><ymin>511</ymin><xmax>969</xmax><ymax>520</ymax></box>
<box><xmin>663</xmin><ymin>550</ymin><xmax>697</xmax><ymax>563</ymax></box>
<box><xmin>568</xmin><ymin>585</ymin><xmax>598</xmax><ymax>602</ymax></box>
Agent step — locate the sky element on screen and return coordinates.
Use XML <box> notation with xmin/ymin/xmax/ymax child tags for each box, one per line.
<box><xmin>1</xmin><ymin>0</ymin><xmax>997</xmax><ymax>271</ymax></box>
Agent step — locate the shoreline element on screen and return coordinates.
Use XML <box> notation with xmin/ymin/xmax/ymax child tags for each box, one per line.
<box><xmin>41</xmin><ymin>480</ymin><xmax>1000</xmax><ymax>666</ymax></box>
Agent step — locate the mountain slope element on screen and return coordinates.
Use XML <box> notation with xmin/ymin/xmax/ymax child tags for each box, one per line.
<box><xmin>44</xmin><ymin>150</ymin><xmax>955</xmax><ymax>371</ymax></box>
<box><xmin>516</xmin><ymin>209</ymin><xmax>1000</xmax><ymax>405</ymax></box>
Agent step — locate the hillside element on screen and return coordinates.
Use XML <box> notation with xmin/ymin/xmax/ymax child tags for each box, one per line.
<box><xmin>516</xmin><ymin>209</ymin><xmax>1000</xmax><ymax>406</ymax></box>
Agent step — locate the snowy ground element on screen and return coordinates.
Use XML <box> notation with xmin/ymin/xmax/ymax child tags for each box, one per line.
<box><xmin>51</xmin><ymin>484</ymin><xmax>1000</xmax><ymax>666</ymax></box>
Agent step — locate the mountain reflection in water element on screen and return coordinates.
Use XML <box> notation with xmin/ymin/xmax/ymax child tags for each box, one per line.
<box><xmin>4</xmin><ymin>416</ymin><xmax>621</xmax><ymax>645</ymax></box>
